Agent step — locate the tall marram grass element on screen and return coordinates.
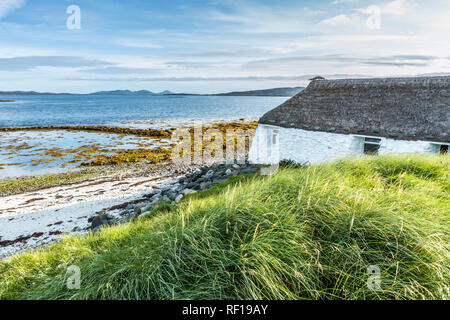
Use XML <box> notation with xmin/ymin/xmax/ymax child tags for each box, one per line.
<box><xmin>0</xmin><ymin>154</ymin><xmax>448</xmax><ymax>300</ymax></box>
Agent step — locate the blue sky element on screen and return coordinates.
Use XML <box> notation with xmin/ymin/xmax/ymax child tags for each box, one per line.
<box><xmin>0</xmin><ymin>0</ymin><xmax>449</xmax><ymax>93</ymax></box>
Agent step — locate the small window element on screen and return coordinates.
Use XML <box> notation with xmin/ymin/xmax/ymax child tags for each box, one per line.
<box><xmin>363</xmin><ymin>137</ymin><xmax>381</xmax><ymax>155</ymax></box>
<box><xmin>440</xmin><ymin>145</ymin><xmax>448</xmax><ymax>154</ymax></box>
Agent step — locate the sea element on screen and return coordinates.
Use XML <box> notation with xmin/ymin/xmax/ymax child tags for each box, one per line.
<box><xmin>0</xmin><ymin>95</ymin><xmax>287</xmax><ymax>178</ymax></box>
<box><xmin>0</xmin><ymin>95</ymin><xmax>287</xmax><ymax>128</ymax></box>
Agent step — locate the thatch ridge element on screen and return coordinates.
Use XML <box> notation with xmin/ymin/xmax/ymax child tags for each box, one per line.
<box><xmin>259</xmin><ymin>76</ymin><xmax>450</xmax><ymax>142</ymax></box>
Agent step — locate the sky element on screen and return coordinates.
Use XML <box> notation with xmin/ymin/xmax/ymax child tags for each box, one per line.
<box><xmin>0</xmin><ymin>0</ymin><xmax>449</xmax><ymax>93</ymax></box>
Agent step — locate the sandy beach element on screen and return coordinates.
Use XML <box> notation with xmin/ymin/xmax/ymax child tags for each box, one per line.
<box><xmin>0</xmin><ymin>161</ymin><xmax>202</xmax><ymax>258</ymax></box>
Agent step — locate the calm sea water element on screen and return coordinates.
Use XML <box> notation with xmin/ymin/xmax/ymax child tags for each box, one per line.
<box><xmin>0</xmin><ymin>95</ymin><xmax>287</xmax><ymax>128</ymax></box>
<box><xmin>0</xmin><ymin>95</ymin><xmax>287</xmax><ymax>178</ymax></box>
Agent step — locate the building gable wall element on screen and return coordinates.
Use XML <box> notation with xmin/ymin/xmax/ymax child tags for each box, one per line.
<box><xmin>249</xmin><ymin>125</ymin><xmax>438</xmax><ymax>165</ymax></box>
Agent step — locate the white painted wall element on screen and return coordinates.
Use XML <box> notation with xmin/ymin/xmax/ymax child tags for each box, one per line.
<box><xmin>248</xmin><ymin>124</ymin><xmax>441</xmax><ymax>165</ymax></box>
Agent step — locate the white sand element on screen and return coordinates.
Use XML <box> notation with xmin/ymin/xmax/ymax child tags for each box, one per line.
<box><xmin>0</xmin><ymin>174</ymin><xmax>178</xmax><ymax>258</ymax></box>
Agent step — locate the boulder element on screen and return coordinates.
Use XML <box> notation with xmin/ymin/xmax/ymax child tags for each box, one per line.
<box><xmin>200</xmin><ymin>182</ymin><xmax>212</xmax><ymax>190</ymax></box>
<box><xmin>91</xmin><ymin>212</ymin><xmax>111</xmax><ymax>230</ymax></box>
<box><xmin>212</xmin><ymin>178</ymin><xmax>227</xmax><ymax>185</ymax></box>
<box><xmin>181</xmin><ymin>188</ymin><xmax>196</xmax><ymax>195</ymax></box>
<box><xmin>150</xmin><ymin>193</ymin><xmax>162</xmax><ymax>203</ymax></box>
<box><xmin>204</xmin><ymin>170</ymin><xmax>215</xmax><ymax>179</ymax></box>
<box><xmin>241</xmin><ymin>167</ymin><xmax>257</xmax><ymax>174</ymax></box>
<box><xmin>134</xmin><ymin>206</ymin><xmax>142</xmax><ymax>215</ymax></box>
<box><xmin>138</xmin><ymin>211</ymin><xmax>153</xmax><ymax>220</ymax></box>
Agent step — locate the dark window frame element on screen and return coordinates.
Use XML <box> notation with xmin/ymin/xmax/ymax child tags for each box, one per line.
<box><xmin>363</xmin><ymin>137</ymin><xmax>382</xmax><ymax>155</ymax></box>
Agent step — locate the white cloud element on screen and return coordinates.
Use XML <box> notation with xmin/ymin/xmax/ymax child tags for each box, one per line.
<box><xmin>332</xmin><ymin>0</ymin><xmax>359</xmax><ymax>4</ymax></box>
<box><xmin>1</xmin><ymin>0</ymin><xmax>449</xmax><ymax>92</ymax></box>
<box><xmin>320</xmin><ymin>14</ymin><xmax>351</xmax><ymax>26</ymax></box>
<box><xmin>382</xmin><ymin>0</ymin><xmax>409</xmax><ymax>15</ymax></box>
<box><xmin>0</xmin><ymin>0</ymin><xmax>25</xmax><ymax>19</ymax></box>
<box><xmin>115</xmin><ymin>39</ymin><xmax>164</xmax><ymax>49</ymax></box>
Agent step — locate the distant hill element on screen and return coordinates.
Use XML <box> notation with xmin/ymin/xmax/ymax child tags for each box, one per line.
<box><xmin>0</xmin><ymin>87</ymin><xmax>303</xmax><ymax>97</ymax></box>
<box><xmin>214</xmin><ymin>86</ymin><xmax>304</xmax><ymax>97</ymax></box>
<box><xmin>0</xmin><ymin>91</ymin><xmax>72</xmax><ymax>95</ymax></box>
<box><xmin>0</xmin><ymin>90</ymin><xmax>174</xmax><ymax>96</ymax></box>
<box><xmin>89</xmin><ymin>90</ymin><xmax>173</xmax><ymax>96</ymax></box>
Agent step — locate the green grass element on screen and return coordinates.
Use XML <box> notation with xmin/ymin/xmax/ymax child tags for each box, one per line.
<box><xmin>0</xmin><ymin>154</ymin><xmax>448</xmax><ymax>300</ymax></box>
<box><xmin>0</xmin><ymin>171</ymin><xmax>97</xmax><ymax>196</ymax></box>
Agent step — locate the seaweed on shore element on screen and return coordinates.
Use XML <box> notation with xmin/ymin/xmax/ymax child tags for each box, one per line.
<box><xmin>0</xmin><ymin>121</ymin><xmax>258</xmax><ymax>169</ymax></box>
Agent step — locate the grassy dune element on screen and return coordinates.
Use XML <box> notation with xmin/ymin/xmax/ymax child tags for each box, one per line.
<box><xmin>0</xmin><ymin>154</ymin><xmax>448</xmax><ymax>299</ymax></box>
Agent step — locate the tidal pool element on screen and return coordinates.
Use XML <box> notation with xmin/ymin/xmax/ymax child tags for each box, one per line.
<box><xmin>0</xmin><ymin>130</ymin><xmax>171</xmax><ymax>178</ymax></box>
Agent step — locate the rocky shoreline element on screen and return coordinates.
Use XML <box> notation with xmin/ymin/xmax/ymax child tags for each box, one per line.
<box><xmin>0</xmin><ymin>161</ymin><xmax>259</xmax><ymax>258</ymax></box>
<box><xmin>89</xmin><ymin>162</ymin><xmax>258</xmax><ymax>231</ymax></box>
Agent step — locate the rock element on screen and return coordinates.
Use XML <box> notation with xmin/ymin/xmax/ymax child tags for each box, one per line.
<box><xmin>138</xmin><ymin>211</ymin><xmax>153</xmax><ymax>220</ymax></box>
<box><xmin>160</xmin><ymin>186</ymin><xmax>170</xmax><ymax>194</ymax></box>
<box><xmin>134</xmin><ymin>206</ymin><xmax>142</xmax><ymax>215</ymax></box>
<box><xmin>141</xmin><ymin>203</ymin><xmax>152</xmax><ymax>213</ymax></box>
<box><xmin>200</xmin><ymin>182</ymin><xmax>212</xmax><ymax>190</ymax></box>
<box><xmin>126</xmin><ymin>204</ymin><xmax>134</xmax><ymax>210</ymax></box>
<box><xmin>212</xmin><ymin>178</ymin><xmax>227</xmax><ymax>185</ymax></box>
<box><xmin>186</xmin><ymin>182</ymin><xmax>197</xmax><ymax>188</ymax></box>
<box><xmin>91</xmin><ymin>212</ymin><xmax>110</xmax><ymax>230</ymax></box>
<box><xmin>72</xmin><ymin>226</ymin><xmax>81</xmax><ymax>232</ymax></box>
<box><xmin>232</xmin><ymin>164</ymin><xmax>241</xmax><ymax>170</ymax></box>
<box><xmin>204</xmin><ymin>170</ymin><xmax>215</xmax><ymax>179</ymax></box>
<box><xmin>225</xmin><ymin>169</ymin><xmax>233</xmax><ymax>176</ymax></box>
<box><xmin>181</xmin><ymin>188</ymin><xmax>196</xmax><ymax>195</ymax></box>
<box><xmin>137</xmin><ymin>202</ymin><xmax>147</xmax><ymax>208</ymax></box>
<box><xmin>162</xmin><ymin>195</ymin><xmax>171</xmax><ymax>202</ymax></box>
<box><xmin>192</xmin><ymin>170</ymin><xmax>202</xmax><ymax>179</ymax></box>
<box><xmin>242</xmin><ymin>166</ymin><xmax>258</xmax><ymax>174</ymax></box>
<box><xmin>150</xmin><ymin>194</ymin><xmax>162</xmax><ymax>203</ymax></box>
<box><xmin>175</xmin><ymin>194</ymin><xmax>183</xmax><ymax>203</ymax></box>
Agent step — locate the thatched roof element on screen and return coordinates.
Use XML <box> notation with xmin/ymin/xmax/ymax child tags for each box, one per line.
<box><xmin>259</xmin><ymin>76</ymin><xmax>450</xmax><ymax>142</ymax></box>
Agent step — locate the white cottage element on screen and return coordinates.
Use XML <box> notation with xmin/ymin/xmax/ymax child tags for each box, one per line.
<box><xmin>249</xmin><ymin>76</ymin><xmax>450</xmax><ymax>165</ymax></box>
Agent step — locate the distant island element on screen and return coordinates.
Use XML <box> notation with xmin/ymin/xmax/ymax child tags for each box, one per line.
<box><xmin>0</xmin><ymin>86</ymin><xmax>304</xmax><ymax>97</ymax></box>
<box><xmin>0</xmin><ymin>90</ymin><xmax>173</xmax><ymax>96</ymax></box>
<box><xmin>89</xmin><ymin>90</ymin><xmax>173</xmax><ymax>96</ymax></box>
<box><xmin>0</xmin><ymin>100</ymin><xmax>15</xmax><ymax>102</ymax></box>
